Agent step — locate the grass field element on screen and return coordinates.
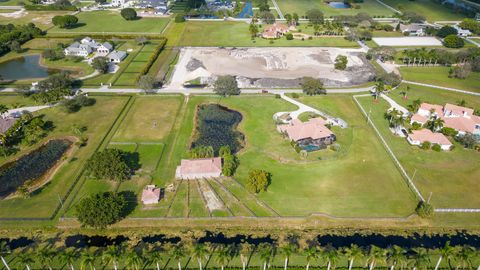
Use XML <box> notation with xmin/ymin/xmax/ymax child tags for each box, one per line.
<box><xmin>400</xmin><ymin>66</ymin><xmax>480</xmax><ymax>93</ymax></box>
<box><xmin>275</xmin><ymin>0</ymin><xmax>394</xmax><ymax>17</ymax></box>
<box><xmin>0</xmin><ymin>95</ymin><xmax>128</xmax><ymax>219</ymax></box>
<box><xmin>380</xmin><ymin>0</ymin><xmax>466</xmax><ymax>21</ymax></box>
<box><xmin>112</xmin><ymin>96</ymin><xmax>183</xmax><ymax>142</ymax></box>
<box><xmin>49</xmin><ymin>11</ymin><xmax>170</xmax><ymax>33</ymax></box>
<box><xmin>356</xmin><ymin>85</ymin><xmax>480</xmax><ymax>209</ymax></box>
<box><xmin>176</xmin><ymin>21</ymin><xmax>358</xmax><ymax>47</ymax></box>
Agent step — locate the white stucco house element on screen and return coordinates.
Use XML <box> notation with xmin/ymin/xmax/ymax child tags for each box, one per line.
<box><xmin>64</xmin><ymin>37</ymin><xmax>113</xmax><ymax>58</ymax></box>
<box><xmin>407</xmin><ymin>129</ymin><xmax>453</xmax><ymax>151</ymax></box>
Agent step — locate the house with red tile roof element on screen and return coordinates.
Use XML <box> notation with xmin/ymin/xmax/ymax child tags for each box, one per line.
<box><xmin>175</xmin><ymin>157</ymin><xmax>222</xmax><ymax>180</ymax></box>
<box><xmin>410</xmin><ymin>102</ymin><xmax>480</xmax><ymax>136</ymax></box>
<box><xmin>141</xmin><ymin>185</ymin><xmax>161</xmax><ymax>205</ymax></box>
<box><xmin>262</xmin><ymin>23</ymin><xmax>290</xmax><ymax>39</ymax></box>
<box><xmin>407</xmin><ymin>129</ymin><xmax>452</xmax><ymax>150</ymax></box>
<box><xmin>277</xmin><ymin>117</ymin><xmax>336</xmax><ymax>151</ymax></box>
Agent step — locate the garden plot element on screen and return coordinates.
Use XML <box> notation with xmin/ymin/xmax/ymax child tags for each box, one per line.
<box><xmin>373</xmin><ymin>37</ymin><xmax>443</xmax><ymax>47</ymax></box>
<box><xmin>197</xmin><ymin>179</ymin><xmax>225</xmax><ymax>213</ymax></box>
<box><xmin>169</xmin><ymin>47</ymin><xmax>375</xmax><ymax>88</ymax></box>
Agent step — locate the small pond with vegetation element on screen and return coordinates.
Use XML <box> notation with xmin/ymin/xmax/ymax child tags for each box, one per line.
<box><xmin>0</xmin><ymin>139</ymin><xmax>72</xmax><ymax>198</ymax></box>
<box><xmin>192</xmin><ymin>104</ymin><xmax>244</xmax><ymax>154</ymax></box>
<box><xmin>328</xmin><ymin>1</ymin><xmax>351</xmax><ymax>8</ymax></box>
<box><xmin>0</xmin><ymin>55</ymin><xmax>57</xmax><ymax>81</ymax></box>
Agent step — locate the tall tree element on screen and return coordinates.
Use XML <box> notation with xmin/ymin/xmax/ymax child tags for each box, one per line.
<box><xmin>125</xmin><ymin>250</ymin><xmax>144</xmax><ymax>270</ymax></box>
<box><xmin>259</xmin><ymin>243</ymin><xmax>273</xmax><ymax>270</ymax></box>
<box><xmin>38</xmin><ymin>246</ymin><xmax>55</xmax><ymax>270</ymax></box>
<box><xmin>171</xmin><ymin>244</ymin><xmax>185</xmax><ymax>270</ymax></box>
<box><xmin>304</xmin><ymin>246</ymin><xmax>320</xmax><ymax>270</ymax></box>
<box><xmin>366</xmin><ymin>245</ymin><xmax>385</xmax><ymax>270</ymax></box>
<box><xmin>146</xmin><ymin>245</ymin><xmax>164</xmax><ymax>270</ymax></box>
<box><xmin>239</xmin><ymin>243</ymin><xmax>252</xmax><ymax>270</ymax></box>
<box><xmin>281</xmin><ymin>243</ymin><xmax>296</xmax><ymax>270</ymax></box>
<box><xmin>60</xmin><ymin>248</ymin><xmax>78</xmax><ymax>270</ymax></box>
<box><xmin>215</xmin><ymin>244</ymin><xmax>231</xmax><ymax>270</ymax></box>
<box><xmin>410</xmin><ymin>248</ymin><xmax>430</xmax><ymax>270</ymax></box>
<box><xmin>302</xmin><ymin>77</ymin><xmax>326</xmax><ymax>96</ymax></box>
<box><xmin>213</xmin><ymin>75</ymin><xmax>240</xmax><ymax>97</ymax></box>
<box><xmin>191</xmin><ymin>243</ymin><xmax>208</xmax><ymax>270</ymax></box>
<box><xmin>0</xmin><ymin>241</ymin><xmax>11</xmax><ymax>270</ymax></box>
<box><xmin>80</xmin><ymin>249</ymin><xmax>97</xmax><ymax>270</ymax></box>
<box><xmin>387</xmin><ymin>246</ymin><xmax>407</xmax><ymax>270</ymax></box>
<box><xmin>15</xmin><ymin>252</ymin><xmax>34</xmax><ymax>270</ymax></box>
<box><xmin>344</xmin><ymin>244</ymin><xmax>363</xmax><ymax>270</ymax></box>
<box><xmin>434</xmin><ymin>242</ymin><xmax>456</xmax><ymax>270</ymax></box>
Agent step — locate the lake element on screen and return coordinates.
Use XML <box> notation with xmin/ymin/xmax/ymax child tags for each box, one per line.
<box><xmin>0</xmin><ymin>55</ymin><xmax>57</xmax><ymax>81</ymax></box>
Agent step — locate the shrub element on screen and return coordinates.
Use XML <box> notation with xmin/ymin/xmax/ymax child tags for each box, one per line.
<box><xmin>213</xmin><ymin>75</ymin><xmax>240</xmax><ymax>96</ymax></box>
<box><xmin>61</xmin><ymin>95</ymin><xmax>95</xmax><ymax>113</ymax></box>
<box><xmin>246</xmin><ymin>169</ymin><xmax>271</xmax><ymax>193</ymax></box>
<box><xmin>301</xmin><ymin>77</ymin><xmax>326</xmax><ymax>95</ymax></box>
<box><xmin>441</xmin><ymin>127</ymin><xmax>458</xmax><ymax>137</ymax></box>
<box><xmin>334</xmin><ymin>55</ymin><xmax>348</xmax><ymax>70</ymax></box>
<box><xmin>121</xmin><ymin>8</ymin><xmax>137</xmax><ymax>20</ymax></box>
<box><xmin>415</xmin><ymin>201</ymin><xmax>434</xmax><ymax>218</ymax></box>
<box><xmin>274</xmin><ymin>94</ymin><xmax>281</xmax><ymax>99</ymax></box>
<box><xmin>431</xmin><ymin>144</ymin><xmax>441</xmax><ymax>152</ymax></box>
<box><xmin>175</xmin><ymin>13</ymin><xmax>186</xmax><ymax>23</ymax></box>
<box><xmin>443</xmin><ymin>35</ymin><xmax>464</xmax><ymax>48</ymax></box>
<box><xmin>291</xmin><ymin>93</ymin><xmax>299</xmax><ymax>98</ymax></box>
<box><xmin>420</xmin><ymin>141</ymin><xmax>431</xmax><ymax>149</ymax></box>
<box><xmin>52</xmin><ymin>15</ymin><xmax>78</xmax><ymax>28</ymax></box>
<box><xmin>91</xmin><ymin>56</ymin><xmax>109</xmax><ymax>74</ymax></box>
<box><xmin>85</xmin><ymin>149</ymin><xmax>135</xmax><ymax>181</ymax></box>
<box><xmin>285</xmin><ymin>33</ymin><xmax>293</xmax><ymax>40</ymax></box>
<box><xmin>436</xmin><ymin>25</ymin><xmax>457</xmax><ymax>38</ymax></box>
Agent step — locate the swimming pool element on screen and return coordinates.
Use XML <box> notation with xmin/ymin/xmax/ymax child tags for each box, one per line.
<box><xmin>328</xmin><ymin>1</ymin><xmax>351</xmax><ymax>8</ymax></box>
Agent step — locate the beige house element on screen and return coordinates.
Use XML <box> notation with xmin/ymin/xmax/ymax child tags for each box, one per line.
<box><xmin>175</xmin><ymin>157</ymin><xmax>222</xmax><ymax>180</ymax></box>
<box><xmin>141</xmin><ymin>185</ymin><xmax>161</xmax><ymax>205</ymax></box>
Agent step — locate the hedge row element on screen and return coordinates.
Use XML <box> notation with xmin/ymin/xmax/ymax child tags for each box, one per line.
<box><xmin>136</xmin><ymin>39</ymin><xmax>167</xmax><ymax>81</ymax></box>
<box><xmin>24</xmin><ymin>4</ymin><xmax>78</xmax><ymax>11</ymax></box>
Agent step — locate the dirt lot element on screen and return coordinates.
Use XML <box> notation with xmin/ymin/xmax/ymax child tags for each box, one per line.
<box><xmin>169</xmin><ymin>47</ymin><xmax>376</xmax><ymax>88</ymax></box>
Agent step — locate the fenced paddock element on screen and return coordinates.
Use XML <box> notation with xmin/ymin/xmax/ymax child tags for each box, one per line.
<box><xmin>373</xmin><ymin>37</ymin><xmax>443</xmax><ymax>46</ymax></box>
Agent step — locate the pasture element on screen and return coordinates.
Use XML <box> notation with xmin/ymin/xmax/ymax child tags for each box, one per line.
<box><xmin>380</xmin><ymin>0</ymin><xmax>466</xmax><ymax>21</ymax></box>
<box><xmin>48</xmin><ymin>11</ymin><xmax>170</xmax><ymax>33</ymax></box>
<box><xmin>275</xmin><ymin>0</ymin><xmax>394</xmax><ymax>17</ymax></box>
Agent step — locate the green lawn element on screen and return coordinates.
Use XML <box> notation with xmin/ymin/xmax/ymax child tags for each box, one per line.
<box><xmin>357</xmin><ymin>85</ymin><xmax>480</xmax><ymax>209</ymax></box>
<box><xmin>49</xmin><ymin>11</ymin><xmax>170</xmax><ymax>33</ymax></box>
<box><xmin>400</xmin><ymin>66</ymin><xmax>480</xmax><ymax>93</ymax></box>
<box><xmin>0</xmin><ymin>95</ymin><xmax>128</xmax><ymax>218</ymax></box>
<box><xmin>177</xmin><ymin>21</ymin><xmax>358</xmax><ymax>47</ymax></box>
<box><xmin>112</xmin><ymin>96</ymin><xmax>183</xmax><ymax>142</ymax></box>
<box><xmin>275</xmin><ymin>0</ymin><xmax>394</xmax><ymax>17</ymax></box>
<box><xmin>176</xmin><ymin>95</ymin><xmax>417</xmax><ymax>217</ymax></box>
<box><xmin>380</xmin><ymin>0</ymin><xmax>466</xmax><ymax>21</ymax></box>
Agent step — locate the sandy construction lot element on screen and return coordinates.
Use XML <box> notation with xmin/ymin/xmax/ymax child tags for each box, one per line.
<box><xmin>169</xmin><ymin>47</ymin><xmax>376</xmax><ymax>88</ymax></box>
<box><xmin>373</xmin><ymin>37</ymin><xmax>443</xmax><ymax>47</ymax></box>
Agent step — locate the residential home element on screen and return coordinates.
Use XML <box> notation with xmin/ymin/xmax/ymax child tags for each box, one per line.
<box><xmin>410</xmin><ymin>102</ymin><xmax>480</xmax><ymax>136</ymax></box>
<box><xmin>277</xmin><ymin>117</ymin><xmax>336</xmax><ymax>151</ymax></box>
<box><xmin>262</xmin><ymin>23</ymin><xmax>290</xmax><ymax>39</ymax></box>
<box><xmin>138</xmin><ymin>0</ymin><xmax>168</xmax><ymax>12</ymax></box>
<box><xmin>112</xmin><ymin>0</ymin><xmax>130</xmax><ymax>6</ymax></box>
<box><xmin>141</xmin><ymin>185</ymin><xmax>161</xmax><ymax>204</ymax></box>
<box><xmin>107</xmin><ymin>50</ymin><xmax>127</xmax><ymax>63</ymax></box>
<box><xmin>0</xmin><ymin>117</ymin><xmax>17</xmax><ymax>136</ymax></box>
<box><xmin>407</xmin><ymin>129</ymin><xmax>452</xmax><ymax>150</ymax></box>
<box><xmin>97</xmin><ymin>42</ymin><xmax>113</xmax><ymax>54</ymax></box>
<box><xmin>64</xmin><ymin>42</ymin><xmax>93</xmax><ymax>57</ymax></box>
<box><xmin>453</xmin><ymin>25</ymin><xmax>472</xmax><ymax>37</ymax></box>
<box><xmin>175</xmin><ymin>157</ymin><xmax>222</xmax><ymax>180</ymax></box>
<box><xmin>399</xmin><ymin>23</ymin><xmax>427</xmax><ymax>36</ymax></box>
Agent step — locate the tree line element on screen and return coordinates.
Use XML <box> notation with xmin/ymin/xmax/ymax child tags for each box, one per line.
<box><xmin>0</xmin><ymin>237</ymin><xmax>478</xmax><ymax>270</ymax></box>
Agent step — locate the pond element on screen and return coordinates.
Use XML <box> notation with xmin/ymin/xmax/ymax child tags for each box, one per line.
<box><xmin>0</xmin><ymin>55</ymin><xmax>57</xmax><ymax>81</ymax></box>
<box><xmin>192</xmin><ymin>104</ymin><xmax>244</xmax><ymax>154</ymax></box>
<box><xmin>0</xmin><ymin>139</ymin><xmax>73</xmax><ymax>199</ymax></box>
<box><xmin>328</xmin><ymin>1</ymin><xmax>351</xmax><ymax>8</ymax></box>
<box><xmin>237</xmin><ymin>1</ymin><xmax>253</xmax><ymax>18</ymax></box>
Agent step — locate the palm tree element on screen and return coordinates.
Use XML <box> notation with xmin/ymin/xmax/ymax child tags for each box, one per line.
<box><xmin>304</xmin><ymin>246</ymin><xmax>320</xmax><ymax>270</ymax></box>
<box><xmin>259</xmin><ymin>243</ymin><xmax>273</xmax><ymax>270</ymax></box>
<box><xmin>191</xmin><ymin>243</ymin><xmax>208</xmax><ymax>270</ymax></box>
<box><xmin>125</xmin><ymin>250</ymin><xmax>144</xmax><ymax>270</ymax></box>
<box><xmin>344</xmin><ymin>244</ymin><xmax>363</xmax><ymax>270</ymax></box>
<box><xmin>434</xmin><ymin>241</ymin><xmax>456</xmax><ymax>270</ymax></box>
<box><xmin>102</xmin><ymin>245</ymin><xmax>121</xmax><ymax>270</ymax></box>
<box><xmin>15</xmin><ymin>252</ymin><xmax>34</xmax><ymax>270</ymax></box>
<box><xmin>60</xmin><ymin>248</ymin><xmax>78</xmax><ymax>270</ymax></box>
<box><xmin>408</xmin><ymin>99</ymin><xmax>422</xmax><ymax>113</ymax></box>
<box><xmin>38</xmin><ymin>246</ymin><xmax>55</xmax><ymax>270</ymax></box>
<box><xmin>373</xmin><ymin>81</ymin><xmax>385</xmax><ymax>100</ymax></box>
<box><xmin>80</xmin><ymin>249</ymin><xmax>96</xmax><ymax>270</ymax></box>
<box><xmin>387</xmin><ymin>246</ymin><xmax>407</xmax><ymax>270</ymax></box>
<box><xmin>239</xmin><ymin>243</ymin><xmax>252</xmax><ymax>270</ymax></box>
<box><xmin>366</xmin><ymin>245</ymin><xmax>385</xmax><ymax>270</ymax></box>
<box><xmin>410</xmin><ymin>248</ymin><xmax>430</xmax><ymax>270</ymax></box>
<box><xmin>281</xmin><ymin>243</ymin><xmax>296</xmax><ymax>270</ymax></box>
<box><xmin>146</xmin><ymin>245</ymin><xmax>164</xmax><ymax>270</ymax></box>
<box><xmin>215</xmin><ymin>244</ymin><xmax>231</xmax><ymax>270</ymax></box>
<box><xmin>456</xmin><ymin>246</ymin><xmax>475</xmax><ymax>270</ymax></box>
<box><xmin>171</xmin><ymin>244</ymin><xmax>185</xmax><ymax>270</ymax></box>
<box><xmin>0</xmin><ymin>104</ymin><xmax>8</xmax><ymax>115</ymax></box>
<box><xmin>322</xmin><ymin>246</ymin><xmax>339</xmax><ymax>270</ymax></box>
<box><xmin>426</xmin><ymin>117</ymin><xmax>444</xmax><ymax>132</ymax></box>
<box><xmin>0</xmin><ymin>241</ymin><xmax>11</xmax><ymax>270</ymax></box>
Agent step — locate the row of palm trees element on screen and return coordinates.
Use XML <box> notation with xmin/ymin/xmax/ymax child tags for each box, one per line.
<box><xmin>1</xmin><ymin>240</ymin><xmax>479</xmax><ymax>270</ymax></box>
